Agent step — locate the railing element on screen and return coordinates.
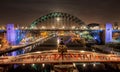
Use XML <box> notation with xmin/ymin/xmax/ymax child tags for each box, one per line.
<box><xmin>0</xmin><ymin>50</ymin><xmax>120</xmax><ymax>64</ymax></box>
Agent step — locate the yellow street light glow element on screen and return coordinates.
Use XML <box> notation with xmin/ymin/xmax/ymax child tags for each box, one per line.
<box><xmin>35</xmin><ymin>51</ymin><xmax>41</xmax><ymax>53</ymax></box>
<box><xmin>80</xmin><ymin>50</ymin><xmax>85</xmax><ymax>53</ymax></box>
<box><xmin>21</xmin><ymin>27</ymin><xmax>24</xmax><ymax>29</ymax></box>
<box><xmin>52</xmin><ymin>26</ymin><xmax>55</xmax><ymax>29</ymax></box>
<box><xmin>25</xmin><ymin>27</ymin><xmax>28</xmax><ymax>29</ymax></box>
<box><xmin>72</xmin><ymin>26</ymin><xmax>75</xmax><ymax>29</ymax></box>
<box><xmin>41</xmin><ymin>26</ymin><xmax>45</xmax><ymax>29</ymax></box>
<box><xmin>62</xmin><ymin>26</ymin><xmax>65</xmax><ymax>29</ymax></box>
<box><xmin>83</xmin><ymin>26</ymin><xmax>86</xmax><ymax>29</ymax></box>
<box><xmin>0</xmin><ymin>44</ymin><xmax>1</xmax><ymax>48</ymax></box>
<box><xmin>2</xmin><ymin>26</ymin><xmax>5</xmax><ymax>30</ymax></box>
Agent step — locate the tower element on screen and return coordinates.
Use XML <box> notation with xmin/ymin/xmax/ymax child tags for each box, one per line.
<box><xmin>6</xmin><ymin>24</ymin><xmax>16</xmax><ymax>45</ymax></box>
<box><xmin>105</xmin><ymin>23</ymin><xmax>112</xmax><ymax>43</ymax></box>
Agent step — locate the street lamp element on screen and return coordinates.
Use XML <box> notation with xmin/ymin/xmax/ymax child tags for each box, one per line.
<box><xmin>42</xmin><ymin>63</ymin><xmax>45</xmax><ymax>68</ymax></box>
<box><xmin>25</xmin><ymin>27</ymin><xmax>28</xmax><ymax>29</ymax></box>
<box><xmin>41</xmin><ymin>26</ymin><xmax>45</xmax><ymax>29</ymax></box>
<box><xmin>92</xmin><ymin>49</ymin><xmax>95</xmax><ymax>52</ymax></box>
<box><xmin>80</xmin><ymin>50</ymin><xmax>85</xmax><ymax>53</ymax></box>
<box><xmin>32</xmin><ymin>63</ymin><xmax>35</xmax><ymax>67</ymax></box>
<box><xmin>83</xmin><ymin>63</ymin><xmax>86</xmax><ymax>67</ymax></box>
<box><xmin>0</xmin><ymin>44</ymin><xmax>1</xmax><ymax>48</ymax></box>
<box><xmin>93</xmin><ymin>63</ymin><xmax>96</xmax><ymax>67</ymax></box>
<box><xmin>62</xmin><ymin>26</ymin><xmax>65</xmax><ymax>29</ymax></box>
<box><xmin>22</xmin><ymin>63</ymin><xmax>25</xmax><ymax>66</ymax></box>
<box><xmin>73</xmin><ymin>63</ymin><xmax>76</xmax><ymax>67</ymax></box>
<box><xmin>21</xmin><ymin>27</ymin><xmax>24</xmax><ymax>29</ymax></box>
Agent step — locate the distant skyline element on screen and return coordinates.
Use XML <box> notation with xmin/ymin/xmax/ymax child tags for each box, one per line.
<box><xmin>0</xmin><ymin>0</ymin><xmax>120</xmax><ymax>26</ymax></box>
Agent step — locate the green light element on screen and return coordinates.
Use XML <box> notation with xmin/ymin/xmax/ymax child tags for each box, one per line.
<box><xmin>30</xmin><ymin>12</ymin><xmax>84</xmax><ymax>29</ymax></box>
<box><xmin>54</xmin><ymin>13</ymin><xmax>58</xmax><ymax>17</ymax></box>
<box><xmin>51</xmin><ymin>13</ymin><xmax>53</xmax><ymax>16</ymax></box>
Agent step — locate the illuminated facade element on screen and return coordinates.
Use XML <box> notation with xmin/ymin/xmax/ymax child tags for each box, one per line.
<box><xmin>105</xmin><ymin>23</ymin><xmax>112</xmax><ymax>43</ymax></box>
<box><xmin>6</xmin><ymin>24</ymin><xmax>16</xmax><ymax>45</ymax></box>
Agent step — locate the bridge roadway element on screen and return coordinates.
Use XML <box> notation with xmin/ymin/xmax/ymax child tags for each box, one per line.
<box><xmin>0</xmin><ymin>50</ymin><xmax>120</xmax><ymax>72</ymax></box>
<box><xmin>0</xmin><ymin>50</ymin><xmax>120</xmax><ymax>64</ymax></box>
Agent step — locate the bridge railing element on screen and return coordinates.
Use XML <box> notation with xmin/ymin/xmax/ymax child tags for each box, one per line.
<box><xmin>0</xmin><ymin>50</ymin><xmax>120</xmax><ymax>64</ymax></box>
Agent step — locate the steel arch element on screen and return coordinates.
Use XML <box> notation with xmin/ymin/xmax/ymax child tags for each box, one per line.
<box><xmin>31</xmin><ymin>12</ymin><xmax>85</xmax><ymax>28</ymax></box>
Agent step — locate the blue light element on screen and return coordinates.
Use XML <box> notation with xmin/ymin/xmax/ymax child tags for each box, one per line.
<box><xmin>91</xmin><ymin>31</ymin><xmax>102</xmax><ymax>44</ymax></box>
<box><xmin>7</xmin><ymin>24</ymin><xmax>16</xmax><ymax>45</ymax></box>
<box><xmin>12</xmin><ymin>51</ymin><xmax>17</xmax><ymax>56</ymax></box>
<box><xmin>105</xmin><ymin>23</ymin><xmax>112</xmax><ymax>43</ymax></box>
<box><xmin>14</xmin><ymin>64</ymin><xmax>19</xmax><ymax>69</ymax></box>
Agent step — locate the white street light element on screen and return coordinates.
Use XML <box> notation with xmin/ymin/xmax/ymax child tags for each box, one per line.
<box><xmin>42</xmin><ymin>63</ymin><xmax>45</xmax><ymax>68</ymax></box>
<box><xmin>32</xmin><ymin>63</ymin><xmax>35</xmax><ymax>66</ymax></box>
<box><xmin>80</xmin><ymin>50</ymin><xmax>85</xmax><ymax>53</ymax></box>
<box><xmin>52</xmin><ymin>26</ymin><xmax>55</xmax><ymax>29</ymax></box>
<box><xmin>57</xmin><ymin>38</ymin><xmax>60</xmax><ymax>45</ymax></box>
<box><xmin>72</xmin><ymin>26</ymin><xmax>75</xmax><ymax>29</ymax></box>
<box><xmin>93</xmin><ymin>63</ymin><xmax>96</xmax><ymax>67</ymax></box>
<box><xmin>22</xmin><ymin>63</ymin><xmax>25</xmax><ymax>66</ymax></box>
<box><xmin>56</xmin><ymin>17</ymin><xmax>60</xmax><ymax>21</ymax></box>
<box><xmin>73</xmin><ymin>63</ymin><xmax>76</xmax><ymax>67</ymax></box>
<box><xmin>41</xmin><ymin>26</ymin><xmax>45</xmax><ymax>29</ymax></box>
<box><xmin>83</xmin><ymin>63</ymin><xmax>86</xmax><ymax>67</ymax></box>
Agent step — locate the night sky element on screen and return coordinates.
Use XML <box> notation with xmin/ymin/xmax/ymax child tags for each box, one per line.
<box><xmin>0</xmin><ymin>0</ymin><xmax>120</xmax><ymax>26</ymax></box>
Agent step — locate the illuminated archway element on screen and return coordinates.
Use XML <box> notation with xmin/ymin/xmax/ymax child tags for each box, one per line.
<box><xmin>30</xmin><ymin>12</ymin><xmax>85</xmax><ymax>29</ymax></box>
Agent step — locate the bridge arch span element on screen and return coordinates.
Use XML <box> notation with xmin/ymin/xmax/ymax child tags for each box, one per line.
<box><xmin>31</xmin><ymin>12</ymin><xmax>85</xmax><ymax>29</ymax></box>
